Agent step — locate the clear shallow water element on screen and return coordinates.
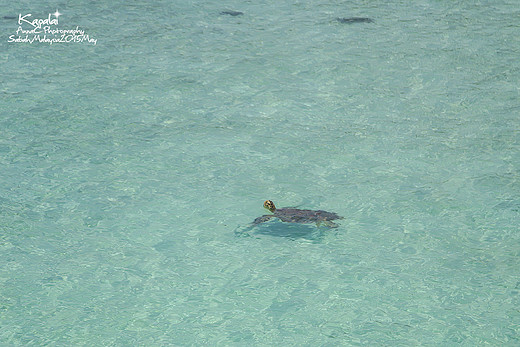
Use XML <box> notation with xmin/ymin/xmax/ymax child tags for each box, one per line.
<box><xmin>1</xmin><ymin>0</ymin><xmax>519</xmax><ymax>345</ymax></box>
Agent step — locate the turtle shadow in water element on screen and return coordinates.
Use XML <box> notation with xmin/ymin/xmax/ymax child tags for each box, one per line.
<box><xmin>235</xmin><ymin>222</ymin><xmax>330</xmax><ymax>241</ymax></box>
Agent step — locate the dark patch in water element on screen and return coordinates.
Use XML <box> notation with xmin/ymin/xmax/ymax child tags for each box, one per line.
<box><xmin>336</xmin><ymin>17</ymin><xmax>374</xmax><ymax>24</ymax></box>
<box><xmin>495</xmin><ymin>199</ymin><xmax>520</xmax><ymax>212</ymax></box>
<box><xmin>220</xmin><ymin>10</ymin><xmax>243</xmax><ymax>16</ymax></box>
<box><xmin>3</xmin><ymin>16</ymin><xmax>17</xmax><ymax>20</ymax></box>
<box><xmin>153</xmin><ymin>240</ymin><xmax>177</xmax><ymax>252</ymax></box>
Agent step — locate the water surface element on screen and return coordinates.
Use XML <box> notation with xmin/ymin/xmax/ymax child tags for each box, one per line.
<box><xmin>1</xmin><ymin>0</ymin><xmax>519</xmax><ymax>345</ymax></box>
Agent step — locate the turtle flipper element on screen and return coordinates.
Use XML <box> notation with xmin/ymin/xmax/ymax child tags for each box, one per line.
<box><xmin>316</xmin><ymin>220</ymin><xmax>339</xmax><ymax>228</ymax></box>
<box><xmin>253</xmin><ymin>215</ymin><xmax>274</xmax><ymax>225</ymax></box>
<box><xmin>323</xmin><ymin>220</ymin><xmax>339</xmax><ymax>228</ymax></box>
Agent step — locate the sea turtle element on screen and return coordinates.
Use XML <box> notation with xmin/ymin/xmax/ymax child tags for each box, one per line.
<box><xmin>253</xmin><ymin>200</ymin><xmax>343</xmax><ymax>228</ymax></box>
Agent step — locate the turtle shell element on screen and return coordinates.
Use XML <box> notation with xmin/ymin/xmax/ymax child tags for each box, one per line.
<box><xmin>273</xmin><ymin>208</ymin><xmax>342</xmax><ymax>223</ymax></box>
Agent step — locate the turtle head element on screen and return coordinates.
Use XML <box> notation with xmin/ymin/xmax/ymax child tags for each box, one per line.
<box><xmin>264</xmin><ymin>200</ymin><xmax>276</xmax><ymax>212</ymax></box>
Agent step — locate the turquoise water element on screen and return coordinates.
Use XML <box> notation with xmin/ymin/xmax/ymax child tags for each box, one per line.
<box><xmin>1</xmin><ymin>0</ymin><xmax>519</xmax><ymax>345</ymax></box>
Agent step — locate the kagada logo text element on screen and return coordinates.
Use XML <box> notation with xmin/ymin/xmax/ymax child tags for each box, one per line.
<box><xmin>18</xmin><ymin>12</ymin><xmax>59</xmax><ymax>29</ymax></box>
<box><xmin>7</xmin><ymin>10</ymin><xmax>97</xmax><ymax>45</ymax></box>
